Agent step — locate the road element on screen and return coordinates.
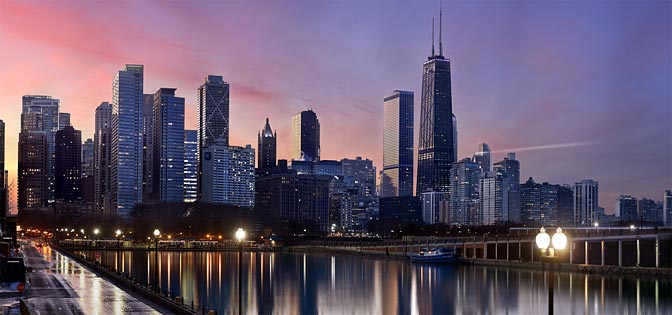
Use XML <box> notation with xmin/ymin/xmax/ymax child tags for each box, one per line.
<box><xmin>21</xmin><ymin>242</ymin><xmax>163</xmax><ymax>315</ymax></box>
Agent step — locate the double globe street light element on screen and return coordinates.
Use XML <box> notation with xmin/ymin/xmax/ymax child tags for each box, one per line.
<box><xmin>153</xmin><ymin>229</ymin><xmax>160</xmax><ymax>294</ymax></box>
<box><xmin>235</xmin><ymin>228</ymin><xmax>246</xmax><ymax>315</ymax></box>
<box><xmin>536</xmin><ymin>227</ymin><xmax>567</xmax><ymax>315</ymax></box>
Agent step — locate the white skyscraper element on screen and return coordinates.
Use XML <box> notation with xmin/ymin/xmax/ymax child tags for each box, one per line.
<box><xmin>480</xmin><ymin>172</ymin><xmax>504</xmax><ymax>225</ymax></box>
<box><xmin>574</xmin><ymin>179</ymin><xmax>599</xmax><ymax>226</ymax></box>
<box><xmin>111</xmin><ymin>65</ymin><xmax>144</xmax><ymax>216</ymax></box>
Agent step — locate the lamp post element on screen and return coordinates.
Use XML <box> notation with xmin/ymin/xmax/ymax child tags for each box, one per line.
<box><xmin>536</xmin><ymin>227</ymin><xmax>567</xmax><ymax>315</ymax></box>
<box><xmin>153</xmin><ymin>229</ymin><xmax>160</xmax><ymax>294</ymax></box>
<box><xmin>235</xmin><ymin>228</ymin><xmax>246</xmax><ymax>315</ymax></box>
<box><xmin>115</xmin><ymin>229</ymin><xmax>122</xmax><ymax>272</ymax></box>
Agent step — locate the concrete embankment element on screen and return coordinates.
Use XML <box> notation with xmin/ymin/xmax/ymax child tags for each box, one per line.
<box><xmin>51</xmin><ymin>244</ymin><xmax>198</xmax><ymax>315</ymax></box>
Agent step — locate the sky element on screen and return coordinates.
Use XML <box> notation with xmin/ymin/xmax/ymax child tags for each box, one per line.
<box><xmin>0</xmin><ymin>0</ymin><xmax>670</xmax><ymax>214</ymax></box>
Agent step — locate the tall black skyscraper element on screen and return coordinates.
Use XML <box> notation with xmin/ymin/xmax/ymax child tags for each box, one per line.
<box><xmin>258</xmin><ymin>118</ymin><xmax>277</xmax><ymax>170</ymax></box>
<box><xmin>417</xmin><ymin>9</ymin><xmax>456</xmax><ymax>195</ymax></box>
<box><xmin>55</xmin><ymin>125</ymin><xmax>82</xmax><ymax>202</ymax></box>
<box><xmin>291</xmin><ymin>110</ymin><xmax>320</xmax><ymax>162</ymax></box>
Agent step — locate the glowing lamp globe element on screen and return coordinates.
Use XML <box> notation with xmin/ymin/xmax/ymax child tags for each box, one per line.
<box><xmin>535</xmin><ymin>227</ymin><xmax>550</xmax><ymax>250</ymax></box>
<box><xmin>235</xmin><ymin>228</ymin><xmax>246</xmax><ymax>242</ymax></box>
<box><xmin>551</xmin><ymin>227</ymin><xmax>567</xmax><ymax>250</ymax></box>
<box><xmin>94</xmin><ymin>228</ymin><xmax>100</xmax><ymax>235</ymax></box>
<box><xmin>115</xmin><ymin>229</ymin><xmax>122</xmax><ymax>237</ymax></box>
<box><xmin>153</xmin><ymin>229</ymin><xmax>160</xmax><ymax>237</ymax></box>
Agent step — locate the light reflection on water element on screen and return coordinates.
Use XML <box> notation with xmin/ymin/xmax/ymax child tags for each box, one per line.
<box><xmin>75</xmin><ymin>250</ymin><xmax>672</xmax><ymax>315</ymax></box>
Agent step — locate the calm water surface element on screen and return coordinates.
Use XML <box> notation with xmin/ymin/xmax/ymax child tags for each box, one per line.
<box><xmin>74</xmin><ymin>250</ymin><xmax>671</xmax><ymax>315</ymax></box>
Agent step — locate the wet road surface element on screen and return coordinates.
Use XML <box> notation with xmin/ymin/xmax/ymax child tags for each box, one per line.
<box><xmin>22</xmin><ymin>243</ymin><xmax>163</xmax><ymax>315</ymax></box>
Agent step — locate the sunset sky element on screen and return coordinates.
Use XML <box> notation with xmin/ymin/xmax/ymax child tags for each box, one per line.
<box><xmin>0</xmin><ymin>0</ymin><xmax>670</xmax><ymax>213</ymax></box>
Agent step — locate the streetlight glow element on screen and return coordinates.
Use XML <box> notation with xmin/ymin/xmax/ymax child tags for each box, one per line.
<box><xmin>551</xmin><ymin>228</ymin><xmax>567</xmax><ymax>250</ymax></box>
<box><xmin>93</xmin><ymin>228</ymin><xmax>100</xmax><ymax>235</ymax></box>
<box><xmin>115</xmin><ymin>229</ymin><xmax>122</xmax><ymax>237</ymax></box>
<box><xmin>153</xmin><ymin>229</ymin><xmax>160</xmax><ymax>237</ymax></box>
<box><xmin>535</xmin><ymin>227</ymin><xmax>550</xmax><ymax>250</ymax></box>
<box><xmin>235</xmin><ymin>228</ymin><xmax>246</xmax><ymax>242</ymax></box>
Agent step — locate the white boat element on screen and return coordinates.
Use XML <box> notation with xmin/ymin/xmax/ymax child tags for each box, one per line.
<box><xmin>408</xmin><ymin>247</ymin><xmax>459</xmax><ymax>263</ymax></box>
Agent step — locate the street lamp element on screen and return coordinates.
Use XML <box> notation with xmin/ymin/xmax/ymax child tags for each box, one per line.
<box><xmin>153</xmin><ymin>229</ymin><xmax>160</xmax><ymax>294</ymax></box>
<box><xmin>235</xmin><ymin>228</ymin><xmax>246</xmax><ymax>315</ymax></box>
<box><xmin>536</xmin><ymin>227</ymin><xmax>567</xmax><ymax>315</ymax></box>
<box><xmin>115</xmin><ymin>229</ymin><xmax>122</xmax><ymax>272</ymax></box>
<box><xmin>93</xmin><ymin>228</ymin><xmax>100</xmax><ymax>248</ymax></box>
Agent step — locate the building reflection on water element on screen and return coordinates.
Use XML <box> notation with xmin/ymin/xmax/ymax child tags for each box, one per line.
<box><xmin>76</xmin><ymin>250</ymin><xmax>671</xmax><ymax>315</ymax></box>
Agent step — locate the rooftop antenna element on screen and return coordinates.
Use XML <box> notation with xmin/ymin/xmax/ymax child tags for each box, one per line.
<box><xmin>439</xmin><ymin>0</ymin><xmax>443</xmax><ymax>56</ymax></box>
<box><xmin>431</xmin><ymin>17</ymin><xmax>435</xmax><ymax>57</ymax></box>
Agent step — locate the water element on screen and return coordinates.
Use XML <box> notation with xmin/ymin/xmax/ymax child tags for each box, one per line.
<box><xmin>74</xmin><ymin>249</ymin><xmax>672</xmax><ymax>315</ymax></box>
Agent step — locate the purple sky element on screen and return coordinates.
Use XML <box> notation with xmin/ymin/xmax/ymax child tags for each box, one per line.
<box><xmin>0</xmin><ymin>0</ymin><xmax>670</xmax><ymax>213</ymax></box>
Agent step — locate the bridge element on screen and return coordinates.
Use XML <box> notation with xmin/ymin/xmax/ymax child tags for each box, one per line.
<box><xmin>317</xmin><ymin>227</ymin><xmax>672</xmax><ymax>270</ymax></box>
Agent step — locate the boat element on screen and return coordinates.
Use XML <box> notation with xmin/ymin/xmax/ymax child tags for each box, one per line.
<box><xmin>408</xmin><ymin>247</ymin><xmax>459</xmax><ymax>263</ymax></box>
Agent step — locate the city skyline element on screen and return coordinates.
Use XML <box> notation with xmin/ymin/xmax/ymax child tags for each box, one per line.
<box><xmin>0</xmin><ymin>1</ymin><xmax>670</xmax><ymax>212</ymax></box>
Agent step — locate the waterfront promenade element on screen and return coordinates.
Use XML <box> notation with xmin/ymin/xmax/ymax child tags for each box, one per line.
<box><xmin>18</xmin><ymin>242</ymin><xmax>165</xmax><ymax>314</ymax></box>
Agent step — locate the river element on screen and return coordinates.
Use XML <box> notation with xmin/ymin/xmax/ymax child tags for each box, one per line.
<box><xmin>72</xmin><ymin>249</ymin><xmax>671</xmax><ymax>315</ymax></box>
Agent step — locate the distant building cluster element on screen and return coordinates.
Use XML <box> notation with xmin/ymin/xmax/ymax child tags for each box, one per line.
<box><xmin>1</xmin><ymin>11</ymin><xmax>669</xmax><ymax>235</ymax></box>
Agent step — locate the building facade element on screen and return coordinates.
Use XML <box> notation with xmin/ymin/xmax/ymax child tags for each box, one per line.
<box><xmin>22</xmin><ymin>95</ymin><xmax>61</xmax><ymax>203</ymax></box>
<box><xmin>18</xmin><ymin>129</ymin><xmax>48</xmax><ymax>210</ymax></box>
<box><xmin>479</xmin><ymin>171</ymin><xmax>504</xmax><ymax>225</ymax></box>
<box><xmin>184</xmin><ymin>130</ymin><xmax>198</xmax><ymax>203</ymax></box>
<box><xmin>472</xmin><ymin>142</ymin><xmax>491</xmax><ymax>173</ymax></box>
<box><xmin>258</xmin><ymin>118</ymin><xmax>276</xmax><ymax>170</ymax></box>
<box><xmin>291</xmin><ymin>110</ymin><xmax>320</xmax><ymax>162</ymax></box>
<box><xmin>142</xmin><ymin>94</ymin><xmax>154</xmax><ymax>199</ymax></box>
<box><xmin>664</xmin><ymin>190</ymin><xmax>672</xmax><ymax>226</ymax></box>
<box><xmin>615</xmin><ymin>195</ymin><xmax>638</xmax><ymax>223</ymax></box>
<box><xmin>55</xmin><ymin>126</ymin><xmax>82</xmax><ymax>202</ymax></box>
<box><xmin>256</xmin><ymin>173</ymin><xmax>332</xmax><ymax>232</ymax></box>
<box><xmin>381</xmin><ymin>90</ymin><xmax>414</xmax><ymax>198</ymax></box>
<box><xmin>519</xmin><ymin>177</ymin><xmax>559</xmax><ymax>226</ymax></box>
<box><xmin>201</xmin><ymin>143</ymin><xmax>255</xmax><ymax>207</ymax></box>
<box><xmin>94</xmin><ymin>102</ymin><xmax>112</xmax><ymax>213</ymax></box>
<box><xmin>493</xmin><ymin>153</ymin><xmax>520</xmax><ymax>223</ymax></box>
<box><xmin>448</xmin><ymin>158</ymin><xmax>481</xmax><ymax>225</ymax></box>
<box><xmin>152</xmin><ymin>88</ymin><xmax>185</xmax><ymax>203</ymax></box>
<box><xmin>416</xmin><ymin>19</ymin><xmax>456</xmax><ymax>195</ymax></box>
<box><xmin>574</xmin><ymin>179</ymin><xmax>599</xmax><ymax>226</ymax></box>
<box><xmin>111</xmin><ymin>65</ymin><xmax>144</xmax><ymax>216</ymax></box>
<box><xmin>422</xmin><ymin>191</ymin><xmax>445</xmax><ymax>224</ymax></box>
<box><xmin>197</xmin><ymin>75</ymin><xmax>230</xmax><ymax>199</ymax></box>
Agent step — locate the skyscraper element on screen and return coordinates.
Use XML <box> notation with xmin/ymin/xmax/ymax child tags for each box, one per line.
<box><xmin>58</xmin><ymin>113</ymin><xmax>71</xmax><ymax>130</ymax></box>
<box><xmin>22</xmin><ymin>95</ymin><xmax>60</xmax><ymax>203</ymax></box>
<box><xmin>258</xmin><ymin>118</ymin><xmax>276</xmax><ymax>170</ymax></box>
<box><xmin>111</xmin><ymin>65</ymin><xmax>144</xmax><ymax>216</ymax></box>
<box><xmin>448</xmin><ymin>158</ymin><xmax>481</xmax><ymax>225</ymax></box>
<box><xmin>55</xmin><ymin>126</ymin><xmax>81</xmax><ymax>202</ymax></box>
<box><xmin>664</xmin><ymin>190</ymin><xmax>672</xmax><ymax>226</ymax></box>
<box><xmin>472</xmin><ymin>143</ymin><xmax>491</xmax><ymax>173</ymax></box>
<box><xmin>422</xmin><ymin>191</ymin><xmax>445</xmax><ymax>224</ymax></box>
<box><xmin>493</xmin><ymin>153</ymin><xmax>520</xmax><ymax>223</ymax></box>
<box><xmin>479</xmin><ymin>171</ymin><xmax>504</xmax><ymax>225</ymax></box>
<box><xmin>0</xmin><ymin>119</ymin><xmax>4</xmax><ymax>189</ymax></box>
<box><xmin>197</xmin><ymin>75</ymin><xmax>230</xmax><ymax>199</ymax></box>
<box><xmin>574</xmin><ymin>179</ymin><xmax>599</xmax><ymax>226</ymax></box>
<box><xmin>381</xmin><ymin>90</ymin><xmax>414</xmax><ymax>198</ymax></box>
<box><xmin>81</xmin><ymin>138</ymin><xmax>94</xmax><ymax>179</ymax></box>
<box><xmin>152</xmin><ymin>88</ymin><xmax>185</xmax><ymax>203</ymax></box>
<box><xmin>638</xmin><ymin>198</ymin><xmax>661</xmax><ymax>225</ymax></box>
<box><xmin>615</xmin><ymin>195</ymin><xmax>638</xmax><ymax>223</ymax></box>
<box><xmin>417</xmin><ymin>10</ymin><xmax>456</xmax><ymax>195</ymax></box>
<box><xmin>18</xmin><ymin>114</ymin><xmax>48</xmax><ymax>210</ymax></box>
<box><xmin>520</xmin><ymin>178</ymin><xmax>558</xmax><ymax>226</ymax></box>
<box><xmin>291</xmin><ymin>110</ymin><xmax>320</xmax><ymax>162</ymax></box>
<box><xmin>341</xmin><ymin>157</ymin><xmax>376</xmax><ymax>200</ymax></box>
<box><xmin>184</xmin><ymin>130</ymin><xmax>198</xmax><ymax>203</ymax></box>
<box><xmin>94</xmin><ymin>102</ymin><xmax>112</xmax><ymax>213</ymax></box>
<box><xmin>201</xmin><ymin>143</ymin><xmax>255</xmax><ymax>207</ymax></box>
<box><xmin>142</xmin><ymin>94</ymin><xmax>154</xmax><ymax>199</ymax></box>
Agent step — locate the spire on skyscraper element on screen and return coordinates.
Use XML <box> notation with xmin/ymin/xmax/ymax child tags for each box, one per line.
<box><xmin>439</xmin><ymin>1</ymin><xmax>443</xmax><ymax>56</ymax></box>
<box><xmin>431</xmin><ymin>18</ymin><xmax>435</xmax><ymax>57</ymax></box>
